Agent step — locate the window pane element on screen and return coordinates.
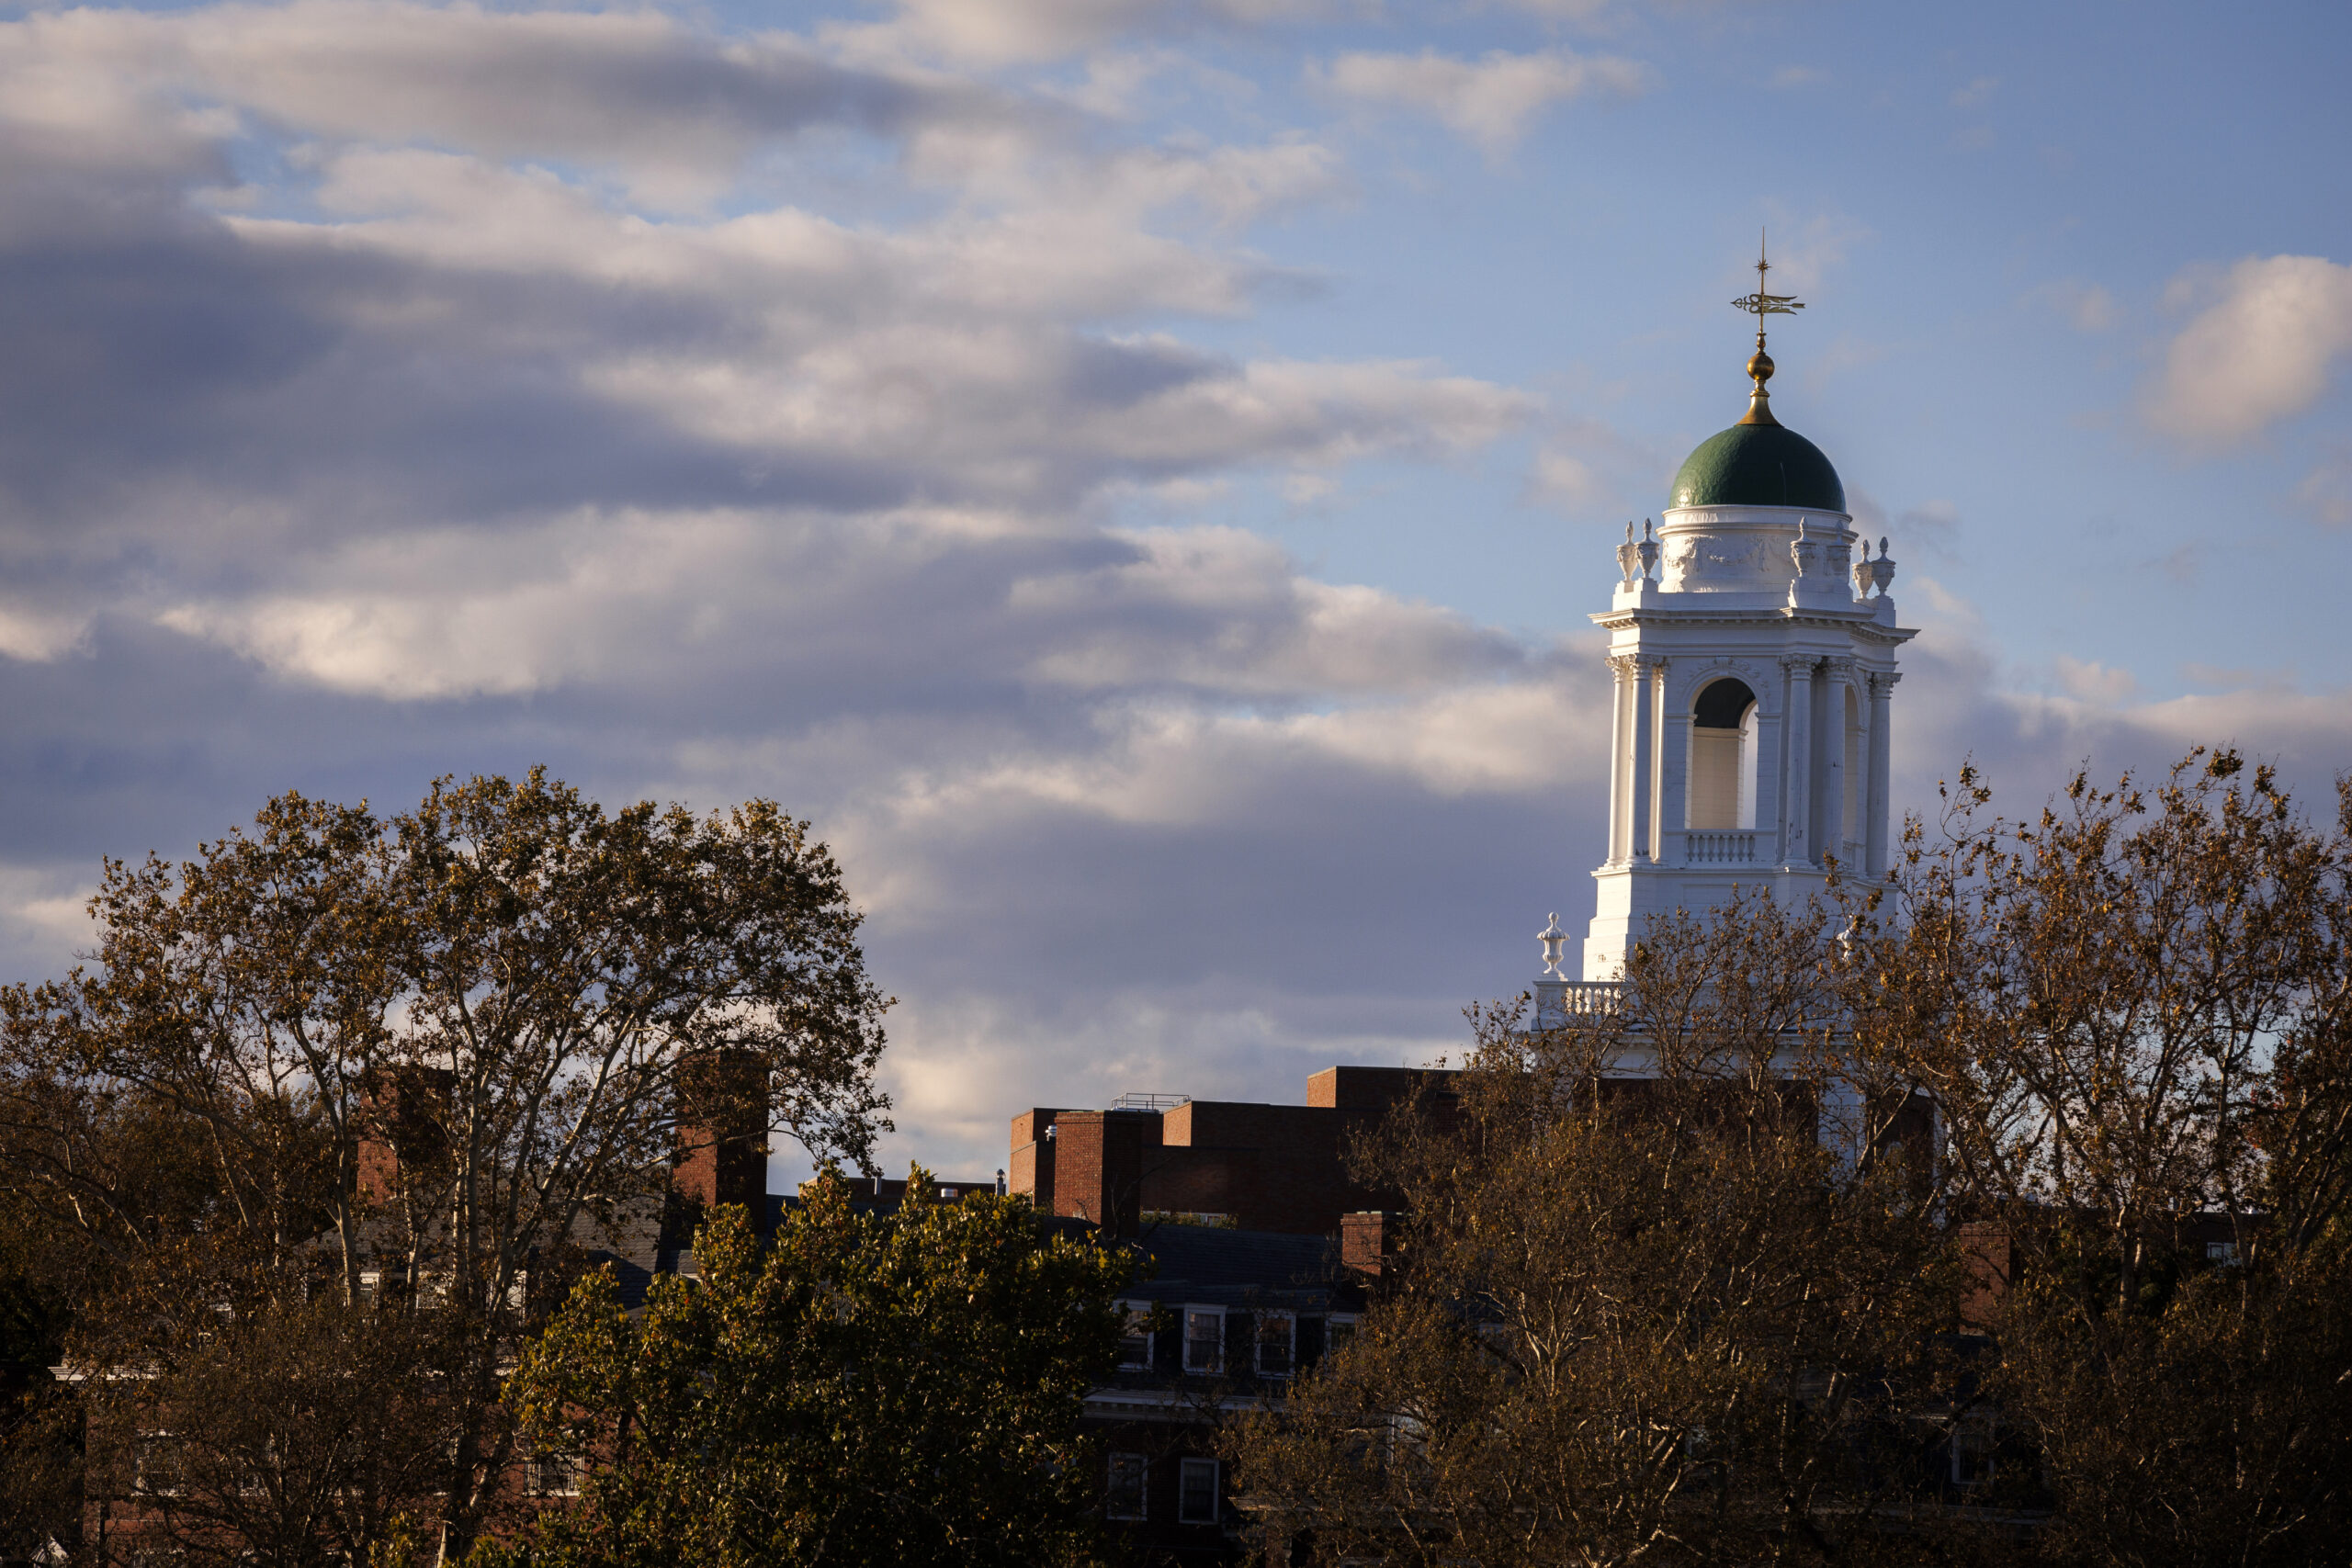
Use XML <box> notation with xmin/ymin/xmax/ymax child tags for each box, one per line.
<box><xmin>1106</xmin><ymin>1452</ymin><xmax>1147</xmax><ymax>1520</ymax></box>
<box><xmin>1118</xmin><ymin>1303</ymin><xmax>1153</xmax><ymax>1369</ymax></box>
<box><xmin>1951</xmin><ymin>1420</ymin><xmax>1995</xmax><ymax>1486</ymax></box>
<box><xmin>1178</xmin><ymin>1457</ymin><xmax>1219</xmax><ymax>1524</ymax></box>
<box><xmin>528</xmin><ymin>1453</ymin><xmax>577</xmax><ymax>1496</ymax></box>
<box><xmin>1257</xmin><ymin>1311</ymin><xmax>1294</xmax><ymax>1376</ymax></box>
<box><xmin>136</xmin><ymin>1436</ymin><xmax>183</xmax><ymax>1496</ymax></box>
<box><xmin>1183</xmin><ymin>1309</ymin><xmax>1222</xmax><ymax>1373</ymax></box>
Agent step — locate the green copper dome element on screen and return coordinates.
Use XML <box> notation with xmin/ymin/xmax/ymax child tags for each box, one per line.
<box><xmin>1669</xmin><ymin>421</ymin><xmax>1846</xmax><ymax>513</ymax></box>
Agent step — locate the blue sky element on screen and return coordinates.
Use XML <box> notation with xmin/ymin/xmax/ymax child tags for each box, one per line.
<box><xmin>0</xmin><ymin>0</ymin><xmax>2346</xmax><ymax>1181</ymax></box>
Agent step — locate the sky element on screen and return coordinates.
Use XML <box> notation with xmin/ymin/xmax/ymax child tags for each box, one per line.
<box><xmin>1</xmin><ymin>0</ymin><xmax>2348</xmax><ymax>1185</ymax></box>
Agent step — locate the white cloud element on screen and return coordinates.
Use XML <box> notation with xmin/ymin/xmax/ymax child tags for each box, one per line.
<box><xmin>1751</xmin><ymin>210</ymin><xmax>1871</xmax><ymax>296</ymax></box>
<box><xmin>0</xmin><ymin>604</ymin><xmax>94</xmax><ymax>662</ymax></box>
<box><xmin>2297</xmin><ymin>449</ymin><xmax>2352</xmax><ymax>526</ymax></box>
<box><xmin>1312</xmin><ymin>47</ymin><xmax>1649</xmax><ymax>153</ymax></box>
<box><xmin>832</xmin><ymin>0</ymin><xmax>1329</xmax><ymax>69</ymax></box>
<box><xmin>2037</xmin><ymin>278</ymin><xmax>2119</xmax><ymax>333</ymax></box>
<box><xmin>2053</xmin><ymin>655</ymin><xmax>2139</xmax><ymax>705</ymax></box>
<box><xmin>1950</xmin><ymin>75</ymin><xmax>1998</xmax><ymax>108</ymax></box>
<box><xmin>2147</xmin><ymin>254</ymin><xmax>2352</xmax><ymax>445</ymax></box>
<box><xmin>4</xmin><ymin>0</ymin><xmax>2346</xmax><ymax>1193</ymax></box>
<box><xmin>0</xmin><ymin>866</ymin><xmax>97</xmax><ymax>961</ymax></box>
<box><xmin>0</xmin><ymin>2</ymin><xmax>1037</xmax><ymax>207</ymax></box>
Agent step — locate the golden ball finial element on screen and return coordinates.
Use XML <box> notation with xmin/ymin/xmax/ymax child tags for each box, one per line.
<box><xmin>1736</xmin><ymin>339</ymin><xmax>1781</xmax><ymax>426</ymax></box>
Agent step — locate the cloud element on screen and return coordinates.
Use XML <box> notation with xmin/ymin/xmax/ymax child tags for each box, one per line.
<box><xmin>2053</xmin><ymin>655</ymin><xmax>2139</xmax><ymax>705</ymax></box>
<box><xmin>1312</xmin><ymin>47</ymin><xmax>1650</xmax><ymax>153</ymax></box>
<box><xmin>1950</xmin><ymin>75</ymin><xmax>1998</xmax><ymax>108</ymax></box>
<box><xmin>1846</xmin><ymin>496</ymin><xmax>1962</xmax><ymax>564</ymax></box>
<box><xmin>2298</xmin><ymin>448</ymin><xmax>2352</xmax><ymax>526</ymax></box>
<box><xmin>1751</xmin><ymin>210</ymin><xmax>1871</xmax><ymax>296</ymax></box>
<box><xmin>832</xmin><ymin>0</ymin><xmax>1330</xmax><ymax>68</ymax></box>
<box><xmin>2147</xmin><ymin>254</ymin><xmax>2352</xmax><ymax>445</ymax></box>
<box><xmin>1527</xmin><ymin>417</ymin><xmax>1672</xmax><ymax>518</ymax></box>
<box><xmin>2036</xmin><ymin>278</ymin><xmax>2120</xmax><ymax>333</ymax></box>
<box><xmin>0</xmin><ymin>2</ymin><xmax>1045</xmax><ymax>209</ymax></box>
<box><xmin>2</xmin><ymin>0</ymin><xmax>2346</xmax><ymax>1194</ymax></box>
<box><xmin>1771</xmin><ymin>65</ymin><xmax>1827</xmax><ymax>89</ymax></box>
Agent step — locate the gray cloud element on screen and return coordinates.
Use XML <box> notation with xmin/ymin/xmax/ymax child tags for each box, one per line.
<box><xmin>1</xmin><ymin>2</ymin><xmax>2346</xmax><ymax>1195</ymax></box>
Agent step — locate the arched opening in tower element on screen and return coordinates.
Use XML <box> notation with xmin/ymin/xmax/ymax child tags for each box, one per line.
<box><xmin>1689</xmin><ymin>677</ymin><xmax>1758</xmax><ymax>831</ymax></box>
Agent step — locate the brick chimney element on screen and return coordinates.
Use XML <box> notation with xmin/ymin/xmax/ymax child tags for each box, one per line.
<box><xmin>1342</xmin><ymin>1211</ymin><xmax>1400</xmax><ymax>1278</ymax></box>
<box><xmin>356</xmin><ymin>1066</ymin><xmax>453</xmax><ymax>1204</ymax></box>
<box><xmin>1009</xmin><ymin>1108</ymin><xmax>1065</xmax><ymax>1211</ymax></box>
<box><xmin>1047</xmin><ymin>1109</ymin><xmax>1156</xmax><ymax>1237</ymax></box>
<box><xmin>672</xmin><ymin>1051</ymin><xmax>772</xmax><ymax>1230</ymax></box>
<box><xmin>1956</xmin><ymin>1221</ymin><xmax>2014</xmax><ymax>1331</ymax></box>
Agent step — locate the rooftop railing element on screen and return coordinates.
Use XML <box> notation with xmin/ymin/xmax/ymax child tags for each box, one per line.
<box><xmin>1111</xmin><ymin>1092</ymin><xmax>1193</xmax><ymax>1111</ymax></box>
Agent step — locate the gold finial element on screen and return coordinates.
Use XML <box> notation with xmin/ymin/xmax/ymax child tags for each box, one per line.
<box><xmin>1729</xmin><ymin>227</ymin><xmax>1804</xmax><ymax>426</ymax></box>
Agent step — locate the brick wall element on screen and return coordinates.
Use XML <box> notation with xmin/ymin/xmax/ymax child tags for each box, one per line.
<box><xmin>1009</xmin><ymin>1107</ymin><xmax>1066</xmax><ymax>1211</ymax></box>
<box><xmin>1047</xmin><ymin>1109</ymin><xmax>1160</xmax><ymax>1235</ymax></box>
<box><xmin>672</xmin><ymin>1052</ymin><xmax>771</xmax><ymax>1226</ymax></box>
<box><xmin>1011</xmin><ymin>1068</ymin><xmax>1462</xmax><ymax>1239</ymax></box>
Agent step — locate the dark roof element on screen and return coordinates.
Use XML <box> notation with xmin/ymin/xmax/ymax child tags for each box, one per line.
<box><xmin>1116</xmin><ymin>1224</ymin><xmax>1358</xmax><ymax>1309</ymax></box>
<box><xmin>1669</xmin><ymin>420</ymin><xmax>1846</xmax><ymax>513</ymax></box>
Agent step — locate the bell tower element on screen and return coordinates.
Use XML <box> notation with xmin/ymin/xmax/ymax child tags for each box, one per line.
<box><xmin>1553</xmin><ymin>243</ymin><xmax>1917</xmax><ymax>987</ymax></box>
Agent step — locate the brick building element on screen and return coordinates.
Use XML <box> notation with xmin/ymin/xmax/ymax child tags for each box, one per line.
<box><xmin>1003</xmin><ymin>1066</ymin><xmax>1453</xmax><ymax>1561</ymax></box>
<box><xmin>1011</xmin><ymin>1065</ymin><xmax>1454</xmax><ymax>1237</ymax></box>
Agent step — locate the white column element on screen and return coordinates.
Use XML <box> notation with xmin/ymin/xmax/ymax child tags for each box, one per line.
<box><xmin>1866</xmin><ymin>671</ymin><xmax>1899</xmax><ymax>879</ymax></box>
<box><xmin>1655</xmin><ymin>660</ymin><xmax>1684</xmax><ymax>863</ymax></box>
<box><xmin>1779</xmin><ymin>655</ymin><xmax>1814</xmax><ymax>866</ymax></box>
<box><xmin>1605</xmin><ymin>655</ymin><xmax>1629</xmax><ymax>863</ymax></box>
<box><xmin>1820</xmin><ymin>657</ymin><xmax>1852</xmax><ymax>871</ymax></box>
<box><xmin>1629</xmin><ymin>654</ymin><xmax>1657</xmax><ymax>862</ymax></box>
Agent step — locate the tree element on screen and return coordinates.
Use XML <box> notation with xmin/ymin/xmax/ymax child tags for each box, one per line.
<box><xmin>1228</xmin><ymin>893</ymin><xmax>1961</xmax><ymax>1567</ymax></box>
<box><xmin>0</xmin><ymin>1192</ymin><xmax>78</xmax><ymax>1563</ymax></box>
<box><xmin>74</xmin><ymin>1266</ymin><xmax>461</xmax><ymax>1568</ymax></box>
<box><xmin>0</xmin><ymin>770</ymin><xmax>894</xmax><ymax>1561</ymax></box>
<box><xmin>485</xmin><ymin>1176</ymin><xmax>1134</xmax><ymax>1568</ymax></box>
<box><xmin>1847</xmin><ymin>750</ymin><xmax>2352</xmax><ymax>1565</ymax></box>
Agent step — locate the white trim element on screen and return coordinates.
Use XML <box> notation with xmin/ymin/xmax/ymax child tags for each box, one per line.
<box><xmin>1115</xmin><ymin>1299</ymin><xmax>1155</xmax><ymax>1371</ymax></box>
<box><xmin>1950</xmin><ymin>1415</ymin><xmax>1996</xmax><ymax>1487</ymax></box>
<box><xmin>1177</xmin><ymin>1456</ymin><xmax>1220</xmax><ymax>1525</ymax></box>
<box><xmin>1105</xmin><ymin>1450</ymin><xmax>1148</xmax><ymax>1521</ymax></box>
<box><xmin>1182</xmin><ymin>1303</ymin><xmax>1225</xmax><ymax>1374</ymax></box>
<box><xmin>1254</xmin><ymin>1309</ymin><xmax>1296</xmax><ymax>1377</ymax></box>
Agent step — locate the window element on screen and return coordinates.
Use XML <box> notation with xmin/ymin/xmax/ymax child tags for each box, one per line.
<box><xmin>526</xmin><ymin>1451</ymin><xmax>583</xmax><ymax>1497</ymax></box>
<box><xmin>1117</xmin><ymin>1302</ymin><xmax>1155</xmax><ymax>1370</ymax></box>
<box><xmin>194</xmin><ymin>1300</ymin><xmax>232</xmax><ymax>1348</ymax></box>
<box><xmin>1255</xmin><ymin>1310</ymin><xmax>1295</xmax><ymax>1377</ymax></box>
<box><xmin>1951</xmin><ymin>1416</ymin><xmax>1995</xmax><ymax>1487</ymax></box>
<box><xmin>1182</xmin><ymin>1307</ymin><xmax>1224</xmax><ymax>1374</ymax></box>
<box><xmin>2207</xmin><ymin>1240</ymin><xmax>2241</xmax><ymax>1267</ymax></box>
<box><xmin>1177</xmin><ymin>1457</ymin><xmax>1219</xmax><ymax>1524</ymax></box>
<box><xmin>1326</xmin><ymin>1314</ymin><xmax>1359</xmax><ymax>1353</ymax></box>
<box><xmin>135</xmin><ymin>1434</ymin><xmax>184</xmax><ymax>1496</ymax></box>
<box><xmin>1105</xmin><ymin>1452</ymin><xmax>1147</xmax><ymax>1521</ymax></box>
<box><xmin>1688</xmin><ymin>676</ymin><xmax>1758</xmax><ymax>831</ymax></box>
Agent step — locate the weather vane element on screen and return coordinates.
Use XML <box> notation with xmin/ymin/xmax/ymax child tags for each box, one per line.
<box><xmin>1730</xmin><ymin>228</ymin><xmax>1805</xmax><ymax>339</ymax></box>
<box><xmin>1729</xmin><ymin>228</ymin><xmax>1801</xmax><ymax>426</ymax></box>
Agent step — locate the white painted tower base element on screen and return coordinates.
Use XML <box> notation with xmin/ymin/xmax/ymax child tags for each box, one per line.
<box><xmin>1577</xmin><ymin>505</ymin><xmax>1914</xmax><ymax>982</ymax></box>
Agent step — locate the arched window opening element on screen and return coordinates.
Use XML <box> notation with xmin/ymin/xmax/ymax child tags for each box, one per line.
<box><xmin>1689</xmin><ymin>678</ymin><xmax>1757</xmax><ymax>831</ymax></box>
